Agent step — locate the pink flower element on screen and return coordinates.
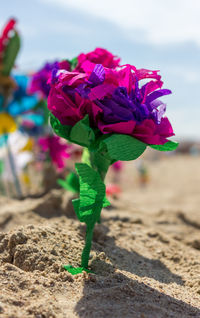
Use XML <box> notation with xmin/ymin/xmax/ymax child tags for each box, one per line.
<box><xmin>38</xmin><ymin>135</ymin><xmax>70</xmax><ymax>170</ymax></box>
<box><xmin>112</xmin><ymin>161</ymin><xmax>123</xmax><ymax>171</ymax></box>
<box><xmin>75</xmin><ymin>48</ymin><xmax>120</xmax><ymax>71</ymax></box>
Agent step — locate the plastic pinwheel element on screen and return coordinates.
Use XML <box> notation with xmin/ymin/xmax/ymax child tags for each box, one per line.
<box><xmin>0</xmin><ymin>18</ymin><xmax>20</xmax><ymax>107</ymax></box>
<box><xmin>0</xmin><ymin>18</ymin><xmax>22</xmax><ymax>197</ymax></box>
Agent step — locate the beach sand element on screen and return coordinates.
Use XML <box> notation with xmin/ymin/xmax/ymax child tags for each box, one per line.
<box><xmin>0</xmin><ymin>154</ymin><xmax>200</xmax><ymax>317</ymax></box>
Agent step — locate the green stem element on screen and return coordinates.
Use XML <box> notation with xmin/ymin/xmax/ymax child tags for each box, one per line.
<box><xmin>82</xmin><ymin>148</ymin><xmax>110</xmax><ymax>181</ymax></box>
<box><xmin>81</xmin><ymin>222</ymin><xmax>95</xmax><ymax>268</ymax></box>
<box><xmin>79</xmin><ymin>149</ymin><xmax>111</xmax><ymax>269</ymax></box>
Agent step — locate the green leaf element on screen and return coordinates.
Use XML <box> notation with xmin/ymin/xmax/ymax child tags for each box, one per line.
<box><xmin>63</xmin><ymin>265</ymin><xmax>91</xmax><ymax>275</ymax></box>
<box><xmin>101</xmin><ymin>134</ymin><xmax>147</xmax><ymax>161</ymax></box>
<box><xmin>57</xmin><ymin>172</ymin><xmax>80</xmax><ymax>193</ymax></box>
<box><xmin>72</xmin><ymin>163</ymin><xmax>106</xmax><ymax>224</ymax></box>
<box><xmin>57</xmin><ymin>178</ymin><xmax>68</xmax><ymax>189</ymax></box>
<box><xmin>50</xmin><ymin>114</ymin><xmax>96</xmax><ymax>147</ymax></box>
<box><xmin>69</xmin><ymin>57</ymin><xmax>78</xmax><ymax>70</ymax></box>
<box><xmin>69</xmin><ymin>115</ymin><xmax>95</xmax><ymax>147</ymax></box>
<box><xmin>149</xmin><ymin>141</ymin><xmax>179</xmax><ymax>152</ymax></box>
<box><xmin>50</xmin><ymin>113</ymin><xmax>72</xmax><ymax>140</ymax></box>
<box><xmin>2</xmin><ymin>31</ymin><xmax>20</xmax><ymax>76</ymax></box>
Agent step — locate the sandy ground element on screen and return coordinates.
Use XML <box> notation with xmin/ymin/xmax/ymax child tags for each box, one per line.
<box><xmin>0</xmin><ymin>154</ymin><xmax>200</xmax><ymax>318</ymax></box>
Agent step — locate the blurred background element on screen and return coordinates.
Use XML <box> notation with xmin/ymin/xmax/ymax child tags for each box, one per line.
<box><xmin>0</xmin><ymin>0</ymin><xmax>200</xmax><ymax>200</ymax></box>
<box><xmin>1</xmin><ymin>0</ymin><xmax>200</xmax><ymax>141</ymax></box>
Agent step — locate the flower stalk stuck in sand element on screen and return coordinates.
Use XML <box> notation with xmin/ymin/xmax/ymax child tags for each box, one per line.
<box><xmin>48</xmin><ymin>48</ymin><xmax>178</xmax><ymax>274</ymax></box>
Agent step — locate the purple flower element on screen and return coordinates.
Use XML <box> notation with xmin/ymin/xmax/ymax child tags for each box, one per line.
<box><xmin>29</xmin><ymin>60</ymin><xmax>71</xmax><ymax>98</ymax></box>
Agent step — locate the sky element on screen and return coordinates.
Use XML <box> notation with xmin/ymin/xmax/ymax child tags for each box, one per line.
<box><xmin>1</xmin><ymin>0</ymin><xmax>200</xmax><ymax>140</ymax></box>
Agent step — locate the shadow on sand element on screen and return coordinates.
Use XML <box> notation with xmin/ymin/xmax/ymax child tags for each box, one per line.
<box><xmin>74</xmin><ymin>221</ymin><xmax>200</xmax><ymax>318</ymax></box>
<box><xmin>75</xmin><ymin>271</ymin><xmax>200</xmax><ymax>318</ymax></box>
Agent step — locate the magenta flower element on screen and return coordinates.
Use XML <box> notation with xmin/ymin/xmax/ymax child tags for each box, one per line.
<box><xmin>112</xmin><ymin>161</ymin><xmax>123</xmax><ymax>171</ymax></box>
<box><xmin>75</xmin><ymin>47</ymin><xmax>120</xmax><ymax>71</ymax></box>
<box><xmin>38</xmin><ymin>135</ymin><xmax>70</xmax><ymax>170</ymax></box>
<box><xmin>48</xmin><ymin>61</ymin><xmax>174</xmax><ymax>145</ymax></box>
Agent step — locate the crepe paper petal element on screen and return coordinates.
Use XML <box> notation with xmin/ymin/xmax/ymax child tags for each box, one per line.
<box><xmin>50</xmin><ymin>113</ymin><xmax>72</xmax><ymax>140</ymax></box>
<box><xmin>57</xmin><ymin>171</ymin><xmax>80</xmax><ymax>193</ymax></box>
<box><xmin>88</xmin><ymin>83</ymin><xmax>116</xmax><ymax>101</ymax></box>
<box><xmin>145</xmin><ymin>89</ymin><xmax>172</xmax><ymax>104</ymax></box>
<box><xmin>13</xmin><ymin>74</ymin><xmax>29</xmax><ymax>97</ymax></box>
<box><xmin>88</xmin><ymin>64</ymin><xmax>105</xmax><ymax>86</ymax></box>
<box><xmin>98</xmin><ymin>120</ymin><xmax>136</xmax><ymax>135</ymax></box>
<box><xmin>135</xmin><ymin>68</ymin><xmax>161</xmax><ymax>81</ymax></box>
<box><xmin>59</xmin><ymin>60</ymin><xmax>71</xmax><ymax>71</ymax></box>
<box><xmin>0</xmin><ymin>18</ymin><xmax>16</xmax><ymax>54</ymax></box>
<box><xmin>29</xmin><ymin>61</ymin><xmax>60</xmax><ymax>97</ymax></box>
<box><xmin>21</xmin><ymin>113</ymin><xmax>44</xmax><ymax>127</ymax></box>
<box><xmin>149</xmin><ymin>140</ymin><xmax>179</xmax><ymax>151</ymax></box>
<box><xmin>141</xmin><ymin>80</ymin><xmax>163</xmax><ymax>103</ymax></box>
<box><xmin>0</xmin><ymin>113</ymin><xmax>17</xmax><ymax>135</ymax></box>
<box><xmin>20</xmin><ymin>138</ymin><xmax>34</xmax><ymax>152</ymax></box>
<box><xmin>21</xmin><ymin>173</ymin><xmax>31</xmax><ymax>186</ymax></box>
<box><xmin>132</xmin><ymin>118</ymin><xmax>174</xmax><ymax>145</ymax></box>
<box><xmin>39</xmin><ymin>135</ymin><xmax>70</xmax><ymax>170</ymax></box>
<box><xmin>78</xmin><ymin>60</ymin><xmax>97</xmax><ymax>74</ymax></box>
<box><xmin>76</xmin><ymin>48</ymin><xmax>120</xmax><ymax>71</ymax></box>
<box><xmin>152</xmin><ymin>103</ymin><xmax>166</xmax><ymax>124</ymax></box>
<box><xmin>2</xmin><ymin>31</ymin><xmax>20</xmax><ymax>76</ymax></box>
<box><xmin>101</xmin><ymin>134</ymin><xmax>147</xmax><ymax>161</ymax></box>
<box><xmin>48</xmin><ymin>86</ymin><xmax>82</xmax><ymax>126</ymax></box>
<box><xmin>69</xmin><ymin>115</ymin><xmax>95</xmax><ymax>147</ymax></box>
<box><xmin>7</xmin><ymin>130</ymin><xmax>29</xmax><ymax>153</ymax></box>
<box><xmin>8</xmin><ymin>96</ymin><xmax>38</xmax><ymax>116</ymax></box>
<box><xmin>0</xmin><ymin>135</ymin><xmax>8</xmax><ymax>147</ymax></box>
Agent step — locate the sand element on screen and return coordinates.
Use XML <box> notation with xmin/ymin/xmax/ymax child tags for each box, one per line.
<box><xmin>0</xmin><ymin>154</ymin><xmax>200</xmax><ymax>317</ymax></box>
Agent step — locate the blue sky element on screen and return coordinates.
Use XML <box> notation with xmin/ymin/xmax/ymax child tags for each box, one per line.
<box><xmin>1</xmin><ymin>0</ymin><xmax>200</xmax><ymax>140</ymax></box>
